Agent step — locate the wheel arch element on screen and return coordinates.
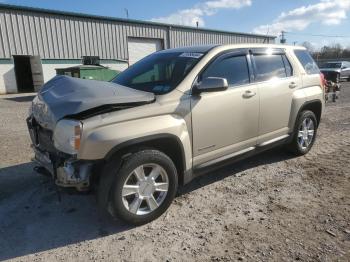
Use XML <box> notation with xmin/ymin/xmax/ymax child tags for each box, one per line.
<box><xmin>296</xmin><ymin>99</ymin><xmax>322</xmax><ymax>127</ymax></box>
<box><xmin>105</xmin><ymin>134</ymin><xmax>187</xmax><ymax>185</ymax></box>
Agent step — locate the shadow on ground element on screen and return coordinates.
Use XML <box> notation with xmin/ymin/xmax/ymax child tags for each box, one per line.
<box><xmin>0</xmin><ymin>148</ymin><xmax>294</xmax><ymax>260</ymax></box>
<box><xmin>179</xmin><ymin>148</ymin><xmax>295</xmax><ymax>196</ymax></box>
<box><xmin>4</xmin><ymin>95</ymin><xmax>36</xmax><ymax>102</ymax></box>
<box><xmin>0</xmin><ymin>162</ymin><xmax>131</xmax><ymax>261</ymax></box>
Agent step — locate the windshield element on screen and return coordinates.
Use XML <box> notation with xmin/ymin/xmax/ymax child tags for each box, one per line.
<box><xmin>112</xmin><ymin>51</ymin><xmax>204</xmax><ymax>95</ymax></box>
<box><xmin>320</xmin><ymin>62</ymin><xmax>342</xmax><ymax>69</ymax></box>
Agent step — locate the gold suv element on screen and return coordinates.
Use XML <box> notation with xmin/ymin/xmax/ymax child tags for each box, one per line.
<box><xmin>27</xmin><ymin>44</ymin><xmax>325</xmax><ymax>225</ymax></box>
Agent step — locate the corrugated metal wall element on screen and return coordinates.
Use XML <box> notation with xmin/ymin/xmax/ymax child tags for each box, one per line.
<box><xmin>0</xmin><ymin>7</ymin><xmax>274</xmax><ymax>60</ymax></box>
<box><xmin>169</xmin><ymin>28</ymin><xmax>270</xmax><ymax>48</ymax></box>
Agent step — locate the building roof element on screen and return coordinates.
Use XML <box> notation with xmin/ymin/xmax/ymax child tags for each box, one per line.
<box><xmin>0</xmin><ymin>3</ymin><xmax>276</xmax><ymax>39</ymax></box>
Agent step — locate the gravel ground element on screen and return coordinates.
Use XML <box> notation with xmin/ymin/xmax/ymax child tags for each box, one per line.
<box><xmin>0</xmin><ymin>85</ymin><xmax>349</xmax><ymax>262</ymax></box>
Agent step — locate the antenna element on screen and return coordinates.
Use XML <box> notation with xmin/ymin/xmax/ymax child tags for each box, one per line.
<box><xmin>124</xmin><ymin>8</ymin><xmax>129</xmax><ymax>19</ymax></box>
<box><xmin>196</xmin><ymin>21</ymin><xmax>199</xmax><ymax>28</ymax></box>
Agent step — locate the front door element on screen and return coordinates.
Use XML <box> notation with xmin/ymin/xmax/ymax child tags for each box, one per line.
<box><xmin>191</xmin><ymin>52</ymin><xmax>259</xmax><ymax>166</ymax></box>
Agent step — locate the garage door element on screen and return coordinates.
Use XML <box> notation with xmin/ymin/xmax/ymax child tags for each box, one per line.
<box><xmin>128</xmin><ymin>38</ymin><xmax>163</xmax><ymax>65</ymax></box>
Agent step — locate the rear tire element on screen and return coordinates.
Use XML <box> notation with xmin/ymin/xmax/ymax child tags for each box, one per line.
<box><xmin>106</xmin><ymin>149</ymin><xmax>178</xmax><ymax>225</ymax></box>
<box><xmin>287</xmin><ymin>110</ymin><xmax>318</xmax><ymax>155</ymax></box>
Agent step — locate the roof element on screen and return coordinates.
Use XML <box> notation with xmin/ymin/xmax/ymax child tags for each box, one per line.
<box><xmin>0</xmin><ymin>3</ymin><xmax>276</xmax><ymax>39</ymax></box>
<box><xmin>159</xmin><ymin>45</ymin><xmax>219</xmax><ymax>54</ymax></box>
<box><xmin>160</xmin><ymin>43</ymin><xmax>305</xmax><ymax>53</ymax></box>
<box><xmin>210</xmin><ymin>43</ymin><xmax>306</xmax><ymax>51</ymax></box>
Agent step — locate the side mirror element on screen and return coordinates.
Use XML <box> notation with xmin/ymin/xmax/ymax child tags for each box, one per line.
<box><xmin>193</xmin><ymin>77</ymin><xmax>228</xmax><ymax>94</ymax></box>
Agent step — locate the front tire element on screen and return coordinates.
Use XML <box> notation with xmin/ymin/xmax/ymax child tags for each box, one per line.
<box><xmin>288</xmin><ymin>110</ymin><xmax>318</xmax><ymax>155</ymax></box>
<box><xmin>108</xmin><ymin>149</ymin><xmax>178</xmax><ymax>225</ymax></box>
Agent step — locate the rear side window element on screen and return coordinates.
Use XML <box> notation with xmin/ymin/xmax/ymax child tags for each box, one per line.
<box><xmin>253</xmin><ymin>54</ymin><xmax>289</xmax><ymax>81</ymax></box>
<box><xmin>294</xmin><ymin>50</ymin><xmax>320</xmax><ymax>75</ymax></box>
<box><xmin>201</xmin><ymin>55</ymin><xmax>250</xmax><ymax>86</ymax></box>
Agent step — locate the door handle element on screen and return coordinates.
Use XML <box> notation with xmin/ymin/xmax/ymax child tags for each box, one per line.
<box><xmin>289</xmin><ymin>82</ymin><xmax>298</xmax><ymax>88</ymax></box>
<box><xmin>243</xmin><ymin>90</ymin><xmax>256</xmax><ymax>98</ymax></box>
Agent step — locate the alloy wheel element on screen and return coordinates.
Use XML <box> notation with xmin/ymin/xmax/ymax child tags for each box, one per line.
<box><xmin>297</xmin><ymin>117</ymin><xmax>315</xmax><ymax>150</ymax></box>
<box><xmin>121</xmin><ymin>163</ymin><xmax>169</xmax><ymax>215</ymax></box>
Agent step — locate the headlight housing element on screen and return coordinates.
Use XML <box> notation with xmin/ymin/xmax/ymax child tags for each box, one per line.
<box><xmin>53</xmin><ymin>119</ymin><xmax>82</xmax><ymax>155</ymax></box>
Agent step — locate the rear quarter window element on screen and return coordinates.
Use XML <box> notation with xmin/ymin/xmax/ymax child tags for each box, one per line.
<box><xmin>294</xmin><ymin>50</ymin><xmax>320</xmax><ymax>75</ymax></box>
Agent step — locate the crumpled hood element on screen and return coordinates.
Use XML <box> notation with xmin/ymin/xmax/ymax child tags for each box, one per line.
<box><xmin>32</xmin><ymin>75</ymin><xmax>155</xmax><ymax>130</ymax></box>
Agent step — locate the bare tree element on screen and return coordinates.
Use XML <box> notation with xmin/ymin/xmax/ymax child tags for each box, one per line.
<box><xmin>313</xmin><ymin>43</ymin><xmax>350</xmax><ymax>60</ymax></box>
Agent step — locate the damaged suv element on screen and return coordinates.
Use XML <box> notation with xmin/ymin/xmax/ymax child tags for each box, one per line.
<box><xmin>27</xmin><ymin>44</ymin><xmax>325</xmax><ymax>225</ymax></box>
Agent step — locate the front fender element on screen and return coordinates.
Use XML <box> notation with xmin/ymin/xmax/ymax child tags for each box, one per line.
<box><xmin>78</xmin><ymin>114</ymin><xmax>192</xmax><ymax>170</ymax></box>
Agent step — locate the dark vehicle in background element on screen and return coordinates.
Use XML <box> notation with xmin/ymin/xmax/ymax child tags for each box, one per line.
<box><xmin>319</xmin><ymin>61</ymin><xmax>350</xmax><ymax>82</ymax></box>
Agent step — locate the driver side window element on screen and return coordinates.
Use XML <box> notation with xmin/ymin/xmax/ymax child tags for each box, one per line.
<box><xmin>201</xmin><ymin>55</ymin><xmax>250</xmax><ymax>87</ymax></box>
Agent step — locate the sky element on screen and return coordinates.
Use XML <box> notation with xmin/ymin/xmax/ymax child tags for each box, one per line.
<box><xmin>2</xmin><ymin>0</ymin><xmax>350</xmax><ymax>49</ymax></box>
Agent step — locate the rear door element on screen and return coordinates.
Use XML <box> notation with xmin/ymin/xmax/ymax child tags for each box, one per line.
<box><xmin>250</xmin><ymin>49</ymin><xmax>302</xmax><ymax>144</ymax></box>
<box><xmin>191</xmin><ymin>50</ymin><xmax>259</xmax><ymax>166</ymax></box>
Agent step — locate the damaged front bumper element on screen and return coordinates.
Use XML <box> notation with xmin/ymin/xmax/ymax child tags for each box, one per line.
<box><xmin>32</xmin><ymin>147</ymin><xmax>94</xmax><ymax>191</ymax></box>
<box><xmin>28</xmin><ymin>116</ymin><xmax>96</xmax><ymax>191</ymax></box>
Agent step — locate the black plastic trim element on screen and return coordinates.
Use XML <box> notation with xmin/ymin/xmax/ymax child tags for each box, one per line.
<box><xmin>294</xmin><ymin>99</ymin><xmax>323</xmax><ymax>128</ymax></box>
<box><xmin>104</xmin><ymin>133</ymin><xmax>187</xmax><ymax>184</ymax></box>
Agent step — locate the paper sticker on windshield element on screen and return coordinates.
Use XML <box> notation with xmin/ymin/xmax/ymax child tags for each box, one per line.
<box><xmin>179</xmin><ymin>52</ymin><xmax>203</xmax><ymax>59</ymax></box>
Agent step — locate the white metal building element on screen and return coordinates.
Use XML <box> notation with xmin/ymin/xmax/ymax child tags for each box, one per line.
<box><xmin>0</xmin><ymin>4</ymin><xmax>275</xmax><ymax>94</ymax></box>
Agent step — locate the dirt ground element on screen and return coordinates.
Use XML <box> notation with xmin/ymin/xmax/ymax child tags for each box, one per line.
<box><xmin>0</xmin><ymin>84</ymin><xmax>349</xmax><ymax>262</ymax></box>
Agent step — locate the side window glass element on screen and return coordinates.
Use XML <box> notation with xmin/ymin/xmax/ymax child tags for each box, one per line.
<box><xmin>293</xmin><ymin>50</ymin><xmax>320</xmax><ymax>75</ymax></box>
<box><xmin>282</xmin><ymin>55</ymin><xmax>293</xmax><ymax>77</ymax></box>
<box><xmin>201</xmin><ymin>55</ymin><xmax>250</xmax><ymax>86</ymax></box>
<box><xmin>253</xmin><ymin>54</ymin><xmax>287</xmax><ymax>82</ymax></box>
